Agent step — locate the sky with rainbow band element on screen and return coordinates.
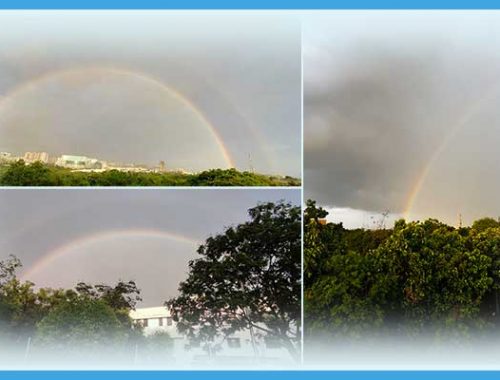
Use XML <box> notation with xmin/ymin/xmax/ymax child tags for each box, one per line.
<box><xmin>0</xmin><ymin>11</ymin><xmax>301</xmax><ymax>177</ymax></box>
<box><xmin>0</xmin><ymin>188</ymin><xmax>300</xmax><ymax>306</ymax></box>
<box><xmin>304</xmin><ymin>11</ymin><xmax>500</xmax><ymax>227</ymax></box>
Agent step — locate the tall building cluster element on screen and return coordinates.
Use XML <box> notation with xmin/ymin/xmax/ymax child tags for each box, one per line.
<box><xmin>0</xmin><ymin>150</ymin><xmax>185</xmax><ymax>173</ymax></box>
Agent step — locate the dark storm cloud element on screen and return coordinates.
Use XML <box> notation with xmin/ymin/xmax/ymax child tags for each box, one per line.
<box><xmin>305</xmin><ymin>46</ymin><xmax>443</xmax><ymax>211</ymax></box>
<box><xmin>304</xmin><ymin>12</ymin><xmax>500</xmax><ymax>221</ymax></box>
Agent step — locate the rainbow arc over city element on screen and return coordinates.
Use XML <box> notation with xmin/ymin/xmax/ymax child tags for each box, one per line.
<box><xmin>0</xmin><ymin>65</ymin><xmax>236</xmax><ymax>168</ymax></box>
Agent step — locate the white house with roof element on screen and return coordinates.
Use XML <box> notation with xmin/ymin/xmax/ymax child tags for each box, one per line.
<box><xmin>129</xmin><ymin>306</ymin><xmax>295</xmax><ymax>367</ymax></box>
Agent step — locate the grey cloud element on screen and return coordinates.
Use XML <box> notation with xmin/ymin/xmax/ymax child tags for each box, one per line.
<box><xmin>304</xmin><ymin>12</ymin><xmax>500</xmax><ymax>223</ymax></box>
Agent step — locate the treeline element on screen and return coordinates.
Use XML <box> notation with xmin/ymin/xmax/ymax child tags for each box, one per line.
<box><xmin>0</xmin><ymin>161</ymin><xmax>300</xmax><ymax>187</ymax></box>
<box><xmin>0</xmin><ymin>256</ymin><xmax>172</xmax><ymax>364</ymax></box>
<box><xmin>304</xmin><ymin>200</ymin><xmax>500</xmax><ymax>340</ymax></box>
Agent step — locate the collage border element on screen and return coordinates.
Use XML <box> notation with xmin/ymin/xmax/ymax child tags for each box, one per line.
<box><xmin>0</xmin><ymin>2</ymin><xmax>498</xmax><ymax>9</ymax></box>
<box><xmin>0</xmin><ymin>5</ymin><xmax>498</xmax><ymax>379</ymax></box>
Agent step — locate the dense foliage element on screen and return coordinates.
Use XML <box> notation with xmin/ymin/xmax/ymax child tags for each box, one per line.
<box><xmin>167</xmin><ymin>201</ymin><xmax>301</xmax><ymax>360</ymax></box>
<box><xmin>0</xmin><ymin>255</ymin><xmax>150</xmax><ymax>359</ymax></box>
<box><xmin>36</xmin><ymin>298</ymin><xmax>127</xmax><ymax>348</ymax></box>
<box><xmin>0</xmin><ymin>161</ymin><xmax>300</xmax><ymax>187</ymax></box>
<box><xmin>304</xmin><ymin>200</ymin><xmax>500</xmax><ymax>340</ymax></box>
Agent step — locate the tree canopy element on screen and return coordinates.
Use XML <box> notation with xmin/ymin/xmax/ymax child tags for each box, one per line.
<box><xmin>35</xmin><ymin>297</ymin><xmax>125</xmax><ymax>348</ymax></box>
<box><xmin>0</xmin><ymin>255</ymin><xmax>144</xmax><ymax>351</ymax></box>
<box><xmin>166</xmin><ymin>201</ymin><xmax>301</xmax><ymax>360</ymax></box>
<box><xmin>305</xmin><ymin>200</ymin><xmax>500</xmax><ymax>341</ymax></box>
<box><xmin>0</xmin><ymin>161</ymin><xmax>300</xmax><ymax>187</ymax></box>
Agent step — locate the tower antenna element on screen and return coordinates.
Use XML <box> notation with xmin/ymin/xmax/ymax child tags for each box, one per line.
<box><xmin>248</xmin><ymin>153</ymin><xmax>255</xmax><ymax>173</ymax></box>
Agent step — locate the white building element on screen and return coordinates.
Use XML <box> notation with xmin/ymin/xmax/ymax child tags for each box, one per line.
<box><xmin>129</xmin><ymin>306</ymin><xmax>294</xmax><ymax>367</ymax></box>
<box><xmin>130</xmin><ymin>307</ymin><xmax>179</xmax><ymax>338</ymax></box>
<box><xmin>105</xmin><ymin>166</ymin><xmax>151</xmax><ymax>173</ymax></box>
<box><xmin>23</xmin><ymin>151</ymin><xmax>49</xmax><ymax>163</ymax></box>
<box><xmin>55</xmin><ymin>155</ymin><xmax>104</xmax><ymax>170</ymax></box>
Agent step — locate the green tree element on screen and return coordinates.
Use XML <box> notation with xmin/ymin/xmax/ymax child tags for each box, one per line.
<box><xmin>471</xmin><ymin>217</ymin><xmax>500</xmax><ymax>233</ymax></box>
<box><xmin>472</xmin><ymin>226</ymin><xmax>500</xmax><ymax>323</ymax></box>
<box><xmin>74</xmin><ymin>281</ymin><xmax>142</xmax><ymax>329</ymax></box>
<box><xmin>304</xmin><ymin>202</ymin><xmax>385</xmax><ymax>337</ymax></box>
<box><xmin>0</xmin><ymin>256</ymin><xmax>142</xmax><ymax>349</ymax></box>
<box><xmin>371</xmin><ymin>219</ymin><xmax>491</xmax><ymax>335</ymax></box>
<box><xmin>167</xmin><ymin>201</ymin><xmax>301</xmax><ymax>360</ymax></box>
<box><xmin>0</xmin><ymin>255</ymin><xmax>76</xmax><ymax>340</ymax></box>
<box><xmin>304</xmin><ymin>199</ymin><xmax>328</xmax><ymax>222</ymax></box>
<box><xmin>0</xmin><ymin>161</ymin><xmax>300</xmax><ymax>187</ymax></box>
<box><xmin>304</xmin><ymin>203</ymin><xmax>497</xmax><ymax>340</ymax></box>
<box><xmin>303</xmin><ymin>200</ymin><xmax>346</xmax><ymax>286</ymax></box>
<box><xmin>35</xmin><ymin>297</ymin><xmax>126</xmax><ymax>350</ymax></box>
<box><xmin>0</xmin><ymin>160</ymin><xmax>58</xmax><ymax>186</ymax></box>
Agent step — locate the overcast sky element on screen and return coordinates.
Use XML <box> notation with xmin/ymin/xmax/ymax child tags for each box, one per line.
<box><xmin>0</xmin><ymin>189</ymin><xmax>300</xmax><ymax>306</ymax></box>
<box><xmin>304</xmin><ymin>11</ymin><xmax>500</xmax><ymax>227</ymax></box>
<box><xmin>0</xmin><ymin>11</ymin><xmax>301</xmax><ymax>176</ymax></box>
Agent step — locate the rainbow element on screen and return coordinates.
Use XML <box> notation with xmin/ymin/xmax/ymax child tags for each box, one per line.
<box><xmin>21</xmin><ymin>228</ymin><xmax>200</xmax><ymax>282</ymax></box>
<box><xmin>176</xmin><ymin>60</ymin><xmax>274</xmax><ymax>171</ymax></box>
<box><xmin>0</xmin><ymin>65</ymin><xmax>236</xmax><ymax>168</ymax></box>
<box><xmin>403</xmin><ymin>85</ymin><xmax>500</xmax><ymax>220</ymax></box>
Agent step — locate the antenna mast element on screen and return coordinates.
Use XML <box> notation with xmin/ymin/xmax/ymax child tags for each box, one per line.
<box><xmin>248</xmin><ymin>153</ymin><xmax>255</xmax><ymax>173</ymax></box>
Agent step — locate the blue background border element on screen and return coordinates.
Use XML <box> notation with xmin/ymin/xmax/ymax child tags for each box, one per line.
<box><xmin>0</xmin><ymin>1</ymin><xmax>499</xmax><ymax>8</ymax></box>
<box><xmin>1</xmin><ymin>371</ymin><xmax>500</xmax><ymax>379</ymax></box>
<box><xmin>0</xmin><ymin>2</ymin><xmax>498</xmax><ymax>379</ymax></box>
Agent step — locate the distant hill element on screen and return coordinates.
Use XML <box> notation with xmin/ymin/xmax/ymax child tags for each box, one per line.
<box><xmin>0</xmin><ymin>161</ymin><xmax>301</xmax><ymax>187</ymax></box>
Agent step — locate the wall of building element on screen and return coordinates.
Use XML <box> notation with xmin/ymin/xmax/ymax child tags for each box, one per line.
<box><xmin>130</xmin><ymin>307</ymin><xmax>294</xmax><ymax>366</ymax></box>
<box><xmin>23</xmin><ymin>152</ymin><xmax>49</xmax><ymax>163</ymax></box>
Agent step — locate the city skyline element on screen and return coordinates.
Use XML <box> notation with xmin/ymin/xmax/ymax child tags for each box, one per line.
<box><xmin>1</xmin><ymin>149</ymin><xmax>188</xmax><ymax>173</ymax></box>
